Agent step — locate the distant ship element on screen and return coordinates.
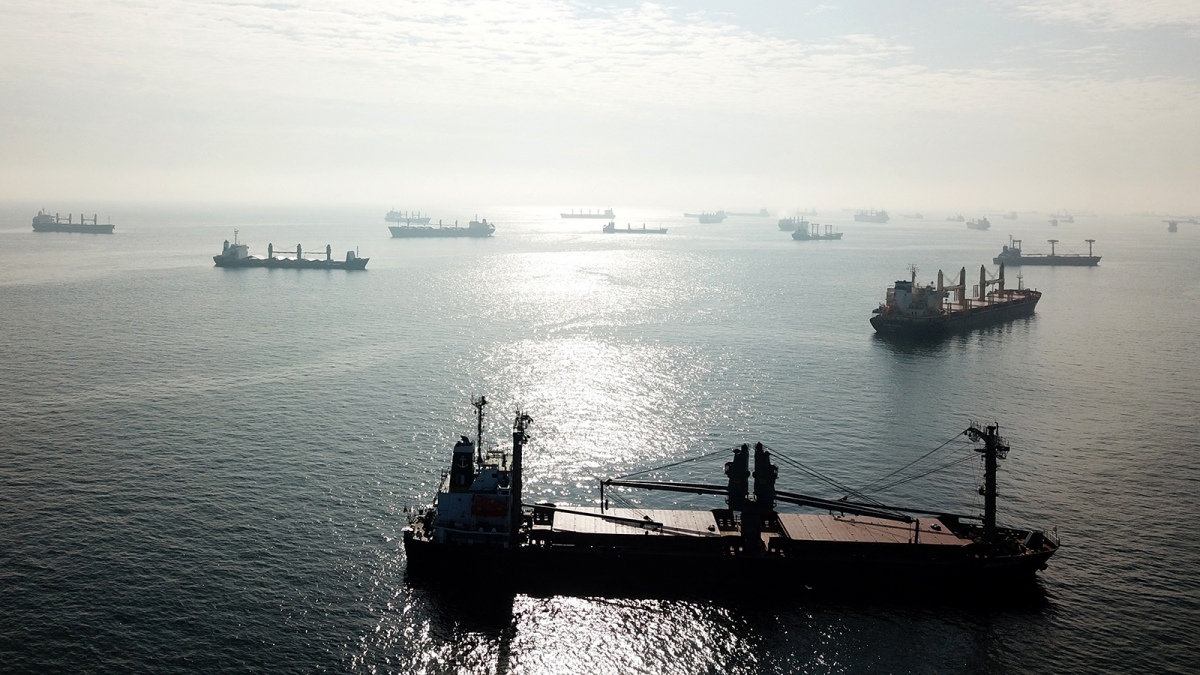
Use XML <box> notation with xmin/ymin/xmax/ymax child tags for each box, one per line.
<box><xmin>1165</xmin><ymin>220</ymin><xmax>1179</xmax><ymax>232</ymax></box>
<box><xmin>390</xmin><ymin>218</ymin><xmax>495</xmax><ymax>238</ymax></box>
<box><xmin>561</xmin><ymin>208</ymin><xmax>615</xmax><ymax>219</ymax></box>
<box><xmin>854</xmin><ymin>210</ymin><xmax>890</xmax><ymax>223</ymax></box>
<box><xmin>727</xmin><ymin>208</ymin><xmax>771</xmax><ymax>217</ymax></box>
<box><xmin>778</xmin><ymin>216</ymin><xmax>804</xmax><ymax>231</ymax></box>
<box><xmin>31</xmin><ymin>210</ymin><xmax>114</xmax><ymax>234</ymax></box>
<box><xmin>946</xmin><ymin>214</ymin><xmax>965</xmax><ymax>222</ymax></box>
<box><xmin>403</xmin><ymin>398</ymin><xmax>1058</xmax><ymax>594</ymax></box>
<box><xmin>901</xmin><ymin>213</ymin><xmax>924</xmax><ymax>219</ymax></box>
<box><xmin>791</xmin><ymin>221</ymin><xmax>842</xmax><ymax>241</ymax></box>
<box><xmin>697</xmin><ymin>210</ymin><xmax>727</xmax><ymax>224</ymax></box>
<box><xmin>967</xmin><ymin>217</ymin><xmax>991</xmax><ymax>230</ymax></box>
<box><xmin>602</xmin><ymin>221</ymin><xmax>667</xmax><ymax>234</ymax></box>
<box><xmin>870</xmin><ymin>264</ymin><xmax>1040</xmax><ymax>337</ymax></box>
<box><xmin>1050</xmin><ymin>211</ymin><xmax>1075</xmax><ymax>223</ymax></box>
<box><xmin>386</xmin><ymin>210</ymin><xmax>431</xmax><ymax>224</ymax></box>
<box><xmin>993</xmin><ymin>237</ymin><xmax>1099</xmax><ymax>266</ymax></box>
<box><xmin>213</xmin><ymin>232</ymin><xmax>368</xmax><ymax>270</ymax></box>
<box><xmin>1001</xmin><ymin>212</ymin><xmax>1018</xmax><ymax>220</ymax></box>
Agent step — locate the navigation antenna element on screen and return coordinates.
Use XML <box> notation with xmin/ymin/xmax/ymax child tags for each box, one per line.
<box><xmin>907</xmin><ymin>264</ymin><xmax>919</xmax><ymax>284</ymax></box>
<box><xmin>472</xmin><ymin>395</ymin><xmax>488</xmax><ymax>466</ymax></box>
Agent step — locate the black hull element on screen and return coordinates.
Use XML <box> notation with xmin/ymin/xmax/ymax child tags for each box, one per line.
<box><xmin>33</xmin><ymin>224</ymin><xmax>114</xmax><ymax>234</ymax></box>
<box><xmin>870</xmin><ymin>293</ymin><xmax>1040</xmax><ymax>336</ymax></box>
<box><xmin>403</xmin><ymin>533</ymin><xmax>1054</xmax><ymax>594</ymax></box>
<box><xmin>213</xmin><ymin>257</ymin><xmax>368</xmax><ymax>270</ymax></box>
<box><xmin>993</xmin><ymin>255</ymin><xmax>1100</xmax><ymax>267</ymax></box>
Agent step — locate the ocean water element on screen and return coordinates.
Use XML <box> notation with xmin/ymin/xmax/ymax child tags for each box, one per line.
<box><xmin>1</xmin><ymin>204</ymin><xmax>1197</xmax><ymax>674</ymax></box>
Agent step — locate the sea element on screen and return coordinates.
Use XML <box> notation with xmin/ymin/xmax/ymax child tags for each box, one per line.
<box><xmin>1</xmin><ymin>204</ymin><xmax>1196</xmax><ymax>674</ymax></box>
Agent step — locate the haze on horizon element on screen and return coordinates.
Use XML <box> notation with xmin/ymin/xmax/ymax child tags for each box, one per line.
<box><xmin>2</xmin><ymin>0</ymin><xmax>1198</xmax><ymax>214</ymax></box>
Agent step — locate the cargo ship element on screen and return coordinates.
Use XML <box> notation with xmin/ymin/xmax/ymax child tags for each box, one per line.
<box><xmin>602</xmin><ymin>221</ymin><xmax>667</xmax><ymax>234</ymax></box>
<box><xmin>402</xmin><ymin>398</ymin><xmax>1058</xmax><ymax>594</ymax></box>
<box><xmin>967</xmin><ymin>217</ymin><xmax>991</xmax><ymax>230</ymax></box>
<box><xmin>727</xmin><ymin>208</ymin><xmax>771</xmax><ymax>217</ymax></box>
<box><xmin>946</xmin><ymin>214</ymin><xmax>965</xmax><ymax>222</ymax></box>
<box><xmin>777</xmin><ymin>215</ymin><xmax>811</xmax><ymax>231</ymax></box>
<box><xmin>389</xmin><ymin>218</ymin><xmax>494</xmax><ymax>238</ymax></box>
<box><xmin>791</xmin><ymin>221</ymin><xmax>842</xmax><ymax>240</ymax></box>
<box><xmin>561</xmin><ymin>208</ymin><xmax>614</xmax><ymax>219</ymax></box>
<box><xmin>854</xmin><ymin>209</ymin><xmax>890</xmax><ymax>223</ymax></box>
<box><xmin>697</xmin><ymin>210</ymin><xmax>727</xmax><ymax>224</ymax></box>
<box><xmin>994</xmin><ymin>237</ymin><xmax>1099</xmax><ymax>266</ymax></box>
<box><xmin>31</xmin><ymin>210</ymin><xmax>114</xmax><ymax>234</ymax></box>
<box><xmin>869</xmin><ymin>264</ymin><xmax>1040</xmax><ymax>336</ymax></box>
<box><xmin>386</xmin><ymin>210</ymin><xmax>432</xmax><ymax>224</ymax></box>
<box><xmin>213</xmin><ymin>231</ymin><xmax>368</xmax><ymax>269</ymax></box>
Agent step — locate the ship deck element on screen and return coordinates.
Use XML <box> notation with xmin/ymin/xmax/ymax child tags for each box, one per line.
<box><xmin>534</xmin><ymin>507</ymin><xmax>972</xmax><ymax>548</ymax></box>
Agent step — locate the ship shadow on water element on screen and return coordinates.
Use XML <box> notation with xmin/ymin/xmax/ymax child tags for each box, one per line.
<box><xmin>405</xmin><ymin>570</ymin><xmax>1054</xmax><ymax>616</ymax></box>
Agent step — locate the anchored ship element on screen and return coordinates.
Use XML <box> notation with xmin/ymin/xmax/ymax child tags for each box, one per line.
<box><xmin>946</xmin><ymin>214</ymin><xmax>965</xmax><ymax>223</ymax></box>
<box><xmin>31</xmin><ymin>210</ymin><xmax>114</xmax><ymax>234</ymax></box>
<box><xmin>561</xmin><ymin>208</ymin><xmax>615</xmax><ymax>219</ymax></box>
<box><xmin>870</xmin><ymin>264</ymin><xmax>1040</xmax><ymax>336</ymax></box>
<box><xmin>791</xmin><ymin>221</ymin><xmax>843</xmax><ymax>240</ymax></box>
<box><xmin>854</xmin><ymin>210</ymin><xmax>890</xmax><ymax>223</ymax></box>
<box><xmin>389</xmin><ymin>218</ymin><xmax>494</xmax><ymax>238</ymax></box>
<box><xmin>727</xmin><ymin>208</ymin><xmax>771</xmax><ymax>217</ymax></box>
<box><xmin>602</xmin><ymin>221</ymin><xmax>667</xmax><ymax>234</ymax></box>
<box><xmin>994</xmin><ymin>237</ymin><xmax>1099</xmax><ymax>266</ymax></box>
<box><xmin>697</xmin><ymin>210</ymin><xmax>727</xmax><ymax>224</ymax></box>
<box><xmin>213</xmin><ymin>231</ymin><xmax>368</xmax><ymax>270</ymax></box>
<box><xmin>967</xmin><ymin>217</ymin><xmax>991</xmax><ymax>231</ymax></box>
<box><xmin>402</xmin><ymin>398</ymin><xmax>1058</xmax><ymax>594</ymax></box>
<box><xmin>777</xmin><ymin>215</ymin><xmax>811</xmax><ymax>231</ymax></box>
<box><xmin>386</xmin><ymin>210</ymin><xmax>432</xmax><ymax>224</ymax></box>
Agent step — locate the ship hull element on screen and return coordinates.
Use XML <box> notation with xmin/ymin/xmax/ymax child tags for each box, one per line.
<box><xmin>993</xmin><ymin>255</ymin><xmax>1099</xmax><ymax>266</ymax></box>
<box><xmin>33</xmin><ymin>223</ymin><xmax>114</xmax><ymax>234</ymax></box>
<box><xmin>561</xmin><ymin>213</ymin><xmax>613</xmax><ymax>219</ymax></box>
<box><xmin>213</xmin><ymin>256</ymin><xmax>368</xmax><ymax>270</ymax></box>
<box><xmin>403</xmin><ymin>531</ymin><xmax>1054</xmax><ymax>593</ymax></box>
<box><xmin>389</xmin><ymin>225</ymin><xmax>493</xmax><ymax>238</ymax></box>
<box><xmin>854</xmin><ymin>214</ymin><xmax>889</xmax><ymax>223</ymax></box>
<box><xmin>870</xmin><ymin>293</ymin><xmax>1040</xmax><ymax>336</ymax></box>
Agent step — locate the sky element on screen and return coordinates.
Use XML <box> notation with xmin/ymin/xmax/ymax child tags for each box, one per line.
<box><xmin>2</xmin><ymin>0</ymin><xmax>1198</xmax><ymax>212</ymax></box>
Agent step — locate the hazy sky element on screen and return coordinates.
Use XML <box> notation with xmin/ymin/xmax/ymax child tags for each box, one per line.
<box><xmin>2</xmin><ymin>1</ymin><xmax>1198</xmax><ymax>212</ymax></box>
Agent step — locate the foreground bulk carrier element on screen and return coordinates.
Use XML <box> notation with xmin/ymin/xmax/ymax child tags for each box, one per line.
<box><xmin>213</xmin><ymin>231</ymin><xmax>368</xmax><ymax>269</ymax></box>
<box><xmin>402</xmin><ymin>398</ymin><xmax>1058</xmax><ymax>594</ymax></box>
<box><xmin>869</xmin><ymin>264</ymin><xmax>1040</xmax><ymax>336</ymax></box>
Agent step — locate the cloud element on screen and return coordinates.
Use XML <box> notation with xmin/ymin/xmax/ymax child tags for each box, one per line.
<box><xmin>1000</xmin><ymin>0</ymin><xmax>1200</xmax><ymax>32</ymax></box>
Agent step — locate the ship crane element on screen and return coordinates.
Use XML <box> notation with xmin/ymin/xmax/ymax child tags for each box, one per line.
<box><xmin>937</xmin><ymin>267</ymin><xmax>968</xmax><ymax>308</ymax></box>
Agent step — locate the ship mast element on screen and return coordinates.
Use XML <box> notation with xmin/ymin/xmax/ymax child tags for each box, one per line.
<box><xmin>966</xmin><ymin>422</ymin><xmax>1008</xmax><ymax>541</ymax></box>
<box><xmin>472</xmin><ymin>395</ymin><xmax>488</xmax><ymax>466</ymax></box>
<box><xmin>510</xmin><ymin>410</ymin><xmax>532</xmax><ymax>546</ymax></box>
